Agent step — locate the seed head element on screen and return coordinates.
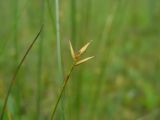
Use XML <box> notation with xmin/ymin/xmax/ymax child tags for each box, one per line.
<box><xmin>69</xmin><ymin>40</ymin><xmax>94</xmax><ymax>65</ymax></box>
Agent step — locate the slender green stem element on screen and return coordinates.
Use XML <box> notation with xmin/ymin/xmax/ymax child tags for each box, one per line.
<box><xmin>13</xmin><ymin>0</ymin><xmax>20</xmax><ymax>118</ymax></box>
<box><xmin>54</xmin><ymin>0</ymin><xmax>65</xmax><ymax>119</ymax></box>
<box><xmin>55</xmin><ymin>0</ymin><xmax>63</xmax><ymax>81</ymax></box>
<box><xmin>50</xmin><ymin>64</ymin><xmax>75</xmax><ymax>120</ymax></box>
<box><xmin>71</xmin><ymin>0</ymin><xmax>77</xmax><ymax>47</ymax></box>
<box><xmin>0</xmin><ymin>26</ymin><xmax>43</xmax><ymax>120</ymax></box>
<box><xmin>36</xmin><ymin>1</ymin><xmax>44</xmax><ymax>119</ymax></box>
<box><xmin>46</xmin><ymin>0</ymin><xmax>56</xmax><ymax>32</ymax></box>
<box><xmin>13</xmin><ymin>0</ymin><xmax>18</xmax><ymax>61</ymax></box>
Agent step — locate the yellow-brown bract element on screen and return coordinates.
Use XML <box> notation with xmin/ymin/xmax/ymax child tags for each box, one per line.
<box><xmin>69</xmin><ymin>40</ymin><xmax>94</xmax><ymax>65</ymax></box>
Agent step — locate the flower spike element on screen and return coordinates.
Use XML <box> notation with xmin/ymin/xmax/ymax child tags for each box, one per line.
<box><xmin>69</xmin><ymin>40</ymin><xmax>94</xmax><ymax>65</ymax></box>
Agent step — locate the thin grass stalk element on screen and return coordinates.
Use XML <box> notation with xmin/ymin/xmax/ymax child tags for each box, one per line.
<box><xmin>13</xmin><ymin>0</ymin><xmax>18</xmax><ymax>62</ymax></box>
<box><xmin>54</xmin><ymin>0</ymin><xmax>65</xmax><ymax>119</ymax></box>
<box><xmin>36</xmin><ymin>1</ymin><xmax>45</xmax><ymax>119</ymax></box>
<box><xmin>55</xmin><ymin>0</ymin><xmax>63</xmax><ymax>81</ymax></box>
<box><xmin>0</xmin><ymin>26</ymin><xmax>43</xmax><ymax>120</ymax></box>
<box><xmin>50</xmin><ymin>64</ymin><xmax>75</xmax><ymax>120</ymax></box>
<box><xmin>13</xmin><ymin>0</ymin><xmax>21</xmax><ymax>118</ymax></box>
<box><xmin>71</xmin><ymin>0</ymin><xmax>77</xmax><ymax>46</ymax></box>
<box><xmin>46</xmin><ymin>0</ymin><xmax>56</xmax><ymax>32</ymax></box>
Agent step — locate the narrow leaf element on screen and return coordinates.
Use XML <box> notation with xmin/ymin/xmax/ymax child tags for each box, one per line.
<box><xmin>0</xmin><ymin>25</ymin><xmax>43</xmax><ymax>120</ymax></box>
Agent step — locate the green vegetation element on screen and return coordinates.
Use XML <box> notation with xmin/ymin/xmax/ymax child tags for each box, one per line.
<box><xmin>0</xmin><ymin>0</ymin><xmax>160</xmax><ymax>120</ymax></box>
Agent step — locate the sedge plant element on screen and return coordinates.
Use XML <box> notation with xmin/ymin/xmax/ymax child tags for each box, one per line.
<box><xmin>0</xmin><ymin>26</ymin><xmax>43</xmax><ymax>120</ymax></box>
<box><xmin>50</xmin><ymin>40</ymin><xmax>94</xmax><ymax>120</ymax></box>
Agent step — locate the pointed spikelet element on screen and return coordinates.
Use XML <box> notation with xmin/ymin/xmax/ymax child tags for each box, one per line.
<box><xmin>75</xmin><ymin>56</ymin><xmax>94</xmax><ymax>66</ymax></box>
<box><xmin>79</xmin><ymin>40</ymin><xmax>93</xmax><ymax>56</ymax></box>
<box><xmin>69</xmin><ymin>40</ymin><xmax>76</xmax><ymax>61</ymax></box>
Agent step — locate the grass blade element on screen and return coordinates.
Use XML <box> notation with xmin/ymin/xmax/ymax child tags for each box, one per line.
<box><xmin>0</xmin><ymin>25</ymin><xmax>43</xmax><ymax>120</ymax></box>
<box><xmin>36</xmin><ymin>1</ymin><xmax>45</xmax><ymax>119</ymax></box>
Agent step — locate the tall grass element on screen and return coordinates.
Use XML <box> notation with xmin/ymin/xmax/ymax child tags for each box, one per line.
<box><xmin>54</xmin><ymin>0</ymin><xmax>65</xmax><ymax>119</ymax></box>
<box><xmin>0</xmin><ymin>27</ymin><xmax>43</xmax><ymax>120</ymax></box>
<box><xmin>70</xmin><ymin>0</ymin><xmax>77</xmax><ymax>47</ymax></box>
<box><xmin>55</xmin><ymin>0</ymin><xmax>64</xmax><ymax>81</ymax></box>
<box><xmin>0</xmin><ymin>0</ymin><xmax>160</xmax><ymax>119</ymax></box>
<box><xmin>13</xmin><ymin>0</ymin><xmax>21</xmax><ymax>119</ymax></box>
<box><xmin>36</xmin><ymin>0</ymin><xmax>44</xmax><ymax>119</ymax></box>
<box><xmin>46</xmin><ymin>0</ymin><xmax>56</xmax><ymax>32</ymax></box>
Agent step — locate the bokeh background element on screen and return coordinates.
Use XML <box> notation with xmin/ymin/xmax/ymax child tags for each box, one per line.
<box><xmin>0</xmin><ymin>0</ymin><xmax>160</xmax><ymax>120</ymax></box>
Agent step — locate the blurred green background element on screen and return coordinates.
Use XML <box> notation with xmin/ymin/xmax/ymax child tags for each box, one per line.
<box><xmin>0</xmin><ymin>0</ymin><xmax>160</xmax><ymax>120</ymax></box>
